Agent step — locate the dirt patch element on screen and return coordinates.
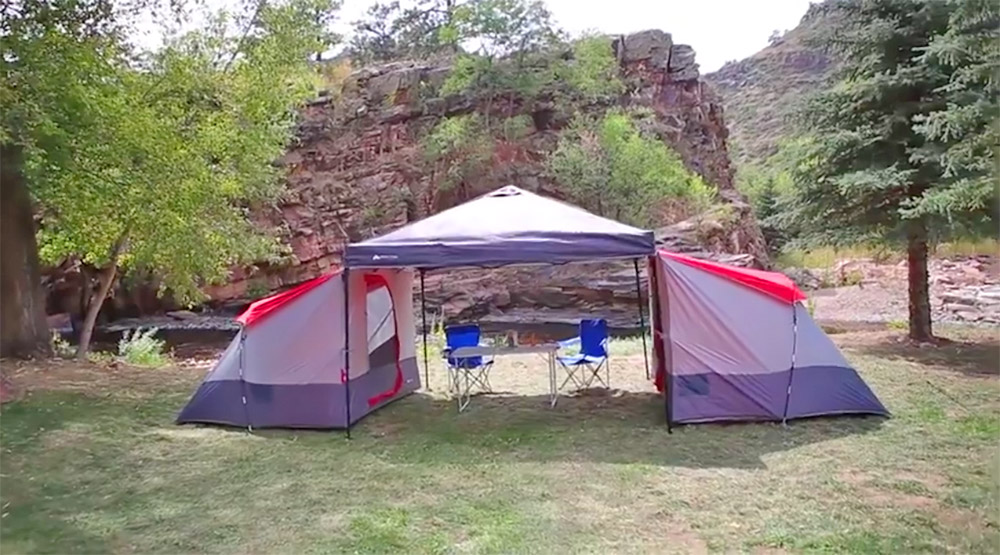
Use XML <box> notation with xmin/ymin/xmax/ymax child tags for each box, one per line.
<box><xmin>0</xmin><ymin>357</ymin><xmax>206</xmax><ymax>399</ymax></box>
<box><xmin>838</xmin><ymin>470</ymin><xmax>988</xmax><ymax>532</ymax></box>
<box><xmin>649</xmin><ymin>511</ymin><xmax>709</xmax><ymax>555</ymax></box>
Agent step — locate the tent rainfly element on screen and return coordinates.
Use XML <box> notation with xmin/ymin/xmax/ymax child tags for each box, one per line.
<box><xmin>651</xmin><ymin>251</ymin><xmax>889</xmax><ymax>425</ymax></box>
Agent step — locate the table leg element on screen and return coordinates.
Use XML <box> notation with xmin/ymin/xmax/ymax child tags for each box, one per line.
<box><xmin>549</xmin><ymin>351</ymin><xmax>557</xmax><ymax>408</ymax></box>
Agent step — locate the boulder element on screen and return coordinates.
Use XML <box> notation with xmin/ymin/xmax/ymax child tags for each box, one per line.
<box><xmin>783</xmin><ymin>267</ymin><xmax>822</xmax><ymax>290</ymax></box>
<box><xmin>616</xmin><ymin>30</ymin><xmax>672</xmax><ymax>68</ymax></box>
<box><xmin>668</xmin><ymin>44</ymin><xmax>699</xmax><ymax>80</ymax></box>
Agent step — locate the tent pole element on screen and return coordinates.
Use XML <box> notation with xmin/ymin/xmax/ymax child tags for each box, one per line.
<box><xmin>781</xmin><ymin>301</ymin><xmax>798</xmax><ymax>425</ymax></box>
<box><xmin>633</xmin><ymin>258</ymin><xmax>650</xmax><ymax>380</ymax></box>
<box><xmin>343</xmin><ymin>268</ymin><xmax>352</xmax><ymax>439</ymax></box>
<box><xmin>419</xmin><ymin>269</ymin><xmax>430</xmax><ymax>391</ymax></box>
<box><xmin>238</xmin><ymin>325</ymin><xmax>253</xmax><ymax>433</ymax></box>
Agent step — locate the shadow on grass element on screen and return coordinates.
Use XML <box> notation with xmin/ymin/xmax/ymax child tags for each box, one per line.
<box><xmin>250</xmin><ymin>388</ymin><xmax>885</xmax><ymax>470</ymax></box>
<box><xmin>852</xmin><ymin>336</ymin><xmax>999</xmax><ymax>376</ymax></box>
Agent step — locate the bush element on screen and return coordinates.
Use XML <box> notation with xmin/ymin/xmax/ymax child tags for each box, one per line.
<box><xmin>50</xmin><ymin>331</ymin><xmax>75</xmax><ymax>359</ymax></box>
<box><xmin>547</xmin><ymin>110</ymin><xmax>715</xmax><ymax>227</ymax></box>
<box><xmin>117</xmin><ymin>327</ymin><xmax>169</xmax><ymax>367</ymax></box>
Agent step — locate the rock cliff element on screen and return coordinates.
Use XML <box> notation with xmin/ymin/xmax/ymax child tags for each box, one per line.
<box><xmin>47</xmin><ymin>30</ymin><xmax>768</xmax><ymax>329</ymax></box>
<box><xmin>198</xmin><ymin>29</ymin><xmax>766</xmax><ymax>327</ymax></box>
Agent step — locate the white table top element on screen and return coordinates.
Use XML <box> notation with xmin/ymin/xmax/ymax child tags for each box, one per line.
<box><xmin>449</xmin><ymin>344</ymin><xmax>559</xmax><ymax>357</ymax></box>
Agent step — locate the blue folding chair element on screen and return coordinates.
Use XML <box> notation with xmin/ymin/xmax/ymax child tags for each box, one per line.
<box><xmin>443</xmin><ymin>324</ymin><xmax>494</xmax><ymax>411</ymax></box>
<box><xmin>557</xmin><ymin>319</ymin><xmax>610</xmax><ymax>391</ymax></box>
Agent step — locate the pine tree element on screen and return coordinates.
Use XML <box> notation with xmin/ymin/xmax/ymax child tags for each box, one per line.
<box><xmin>776</xmin><ymin>0</ymin><xmax>997</xmax><ymax>342</ymax></box>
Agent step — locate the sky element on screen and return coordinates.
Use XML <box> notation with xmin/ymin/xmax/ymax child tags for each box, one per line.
<box><xmin>134</xmin><ymin>0</ymin><xmax>815</xmax><ymax>73</ymax></box>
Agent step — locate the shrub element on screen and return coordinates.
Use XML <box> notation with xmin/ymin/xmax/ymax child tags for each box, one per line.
<box><xmin>50</xmin><ymin>331</ymin><xmax>75</xmax><ymax>359</ymax></box>
<box><xmin>547</xmin><ymin>110</ymin><xmax>715</xmax><ymax>227</ymax></box>
<box><xmin>118</xmin><ymin>327</ymin><xmax>169</xmax><ymax>367</ymax></box>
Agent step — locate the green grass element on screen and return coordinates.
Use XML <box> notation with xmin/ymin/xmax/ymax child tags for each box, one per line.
<box><xmin>1</xmin><ymin>328</ymin><xmax>998</xmax><ymax>553</ymax></box>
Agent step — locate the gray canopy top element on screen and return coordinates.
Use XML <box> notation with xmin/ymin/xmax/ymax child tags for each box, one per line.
<box><xmin>345</xmin><ymin>186</ymin><xmax>655</xmax><ymax>269</ymax></box>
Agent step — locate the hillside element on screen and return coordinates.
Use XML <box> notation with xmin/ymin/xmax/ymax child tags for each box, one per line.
<box><xmin>705</xmin><ymin>5</ymin><xmax>834</xmax><ymax>169</ymax></box>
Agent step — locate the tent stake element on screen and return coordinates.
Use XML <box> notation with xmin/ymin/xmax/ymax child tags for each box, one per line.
<box><xmin>420</xmin><ymin>269</ymin><xmax>430</xmax><ymax>391</ymax></box>
<box><xmin>633</xmin><ymin>258</ymin><xmax>650</xmax><ymax>380</ymax></box>
<box><xmin>343</xmin><ymin>268</ymin><xmax>352</xmax><ymax>439</ymax></box>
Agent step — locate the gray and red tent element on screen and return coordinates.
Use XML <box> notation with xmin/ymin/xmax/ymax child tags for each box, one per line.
<box><xmin>178</xmin><ymin>185</ymin><xmax>886</xmax><ymax>430</ymax></box>
<box><xmin>650</xmin><ymin>251</ymin><xmax>887</xmax><ymax>424</ymax></box>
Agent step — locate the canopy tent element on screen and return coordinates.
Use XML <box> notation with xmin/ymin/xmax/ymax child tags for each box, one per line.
<box><xmin>651</xmin><ymin>251</ymin><xmax>888</xmax><ymax>426</ymax></box>
<box><xmin>345</xmin><ymin>186</ymin><xmax>655</xmax><ymax>269</ymax></box>
<box><xmin>347</xmin><ymin>185</ymin><xmax>658</xmax><ymax>389</ymax></box>
<box><xmin>178</xmin><ymin>185</ymin><xmax>655</xmax><ymax>432</ymax></box>
<box><xmin>176</xmin><ymin>269</ymin><xmax>420</xmax><ymax>429</ymax></box>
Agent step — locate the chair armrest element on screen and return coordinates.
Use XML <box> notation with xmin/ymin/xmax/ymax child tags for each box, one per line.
<box><xmin>557</xmin><ymin>336</ymin><xmax>581</xmax><ymax>349</ymax></box>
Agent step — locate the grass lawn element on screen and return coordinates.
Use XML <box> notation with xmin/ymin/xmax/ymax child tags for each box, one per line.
<box><xmin>1</xmin><ymin>328</ymin><xmax>998</xmax><ymax>553</ymax></box>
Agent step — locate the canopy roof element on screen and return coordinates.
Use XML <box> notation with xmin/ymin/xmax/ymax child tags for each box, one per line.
<box><xmin>659</xmin><ymin>250</ymin><xmax>806</xmax><ymax>303</ymax></box>
<box><xmin>345</xmin><ymin>186</ymin><xmax>655</xmax><ymax>269</ymax></box>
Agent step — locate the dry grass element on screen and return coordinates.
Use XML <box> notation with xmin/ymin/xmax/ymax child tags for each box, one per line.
<box><xmin>776</xmin><ymin>239</ymin><xmax>999</xmax><ymax>270</ymax></box>
<box><xmin>1</xmin><ymin>328</ymin><xmax>998</xmax><ymax>553</ymax></box>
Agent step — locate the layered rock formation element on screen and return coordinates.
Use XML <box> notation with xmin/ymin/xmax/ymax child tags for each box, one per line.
<box><xmin>46</xmin><ymin>30</ymin><xmax>767</xmax><ymax>329</ymax></box>
<box><xmin>202</xmin><ymin>30</ymin><xmax>765</xmax><ymax>326</ymax></box>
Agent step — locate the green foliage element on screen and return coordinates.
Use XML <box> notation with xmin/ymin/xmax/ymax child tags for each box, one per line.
<box><xmin>438</xmin><ymin>0</ymin><xmax>562</xmax><ymax>103</ymax></box>
<box><xmin>117</xmin><ymin>327</ymin><xmax>168</xmax><ymax>367</ymax></box>
<box><xmin>908</xmin><ymin>0</ymin><xmax>1000</xmax><ymax>232</ymax></box>
<box><xmin>547</xmin><ymin>111</ymin><xmax>714</xmax><ymax>227</ymax></box>
<box><xmin>348</xmin><ymin>0</ymin><xmax>461</xmax><ymax>64</ymax></box>
<box><xmin>775</xmin><ymin>0</ymin><xmax>995</xmax><ymax>251</ymax></box>
<box><xmin>246</xmin><ymin>281</ymin><xmax>271</xmax><ymax>300</ymax></box>
<box><xmin>421</xmin><ymin>114</ymin><xmax>494</xmax><ymax>191</ymax></box>
<box><xmin>6</xmin><ymin>0</ymin><xmax>338</xmax><ymax>307</ymax></box>
<box><xmin>559</xmin><ymin>33</ymin><xmax>624</xmax><ymax>102</ymax></box>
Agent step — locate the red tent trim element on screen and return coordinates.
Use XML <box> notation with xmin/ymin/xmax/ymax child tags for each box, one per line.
<box><xmin>237</xmin><ymin>271</ymin><xmax>341</xmax><ymax>327</ymax></box>
<box><xmin>659</xmin><ymin>250</ymin><xmax>806</xmax><ymax>304</ymax></box>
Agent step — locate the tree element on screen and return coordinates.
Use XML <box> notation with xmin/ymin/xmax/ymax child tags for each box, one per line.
<box><xmin>4</xmin><ymin>0</ymin><xmax>338</xmax><ymax>358</ymax></box>
<box><xmin>910</xmin><ymin>0</ymin><xmax>999</xmax><ymax>235</ymax></box>
<box><xmin>775</xmin><ymin>0</ymin><xmax>996</xmax><ymax>342</ymax></box>
<box><xmin>347</xmin><ymin>0</ymin><xmax>461</xmax><ymax>64</ymax></box>
<box><xmin>0</xmin><ymin>0</ymin><xmax>128</xmax><ymax>357</ymax></box>
<box><xmin>547</xmin><ymin>111</ymin><xmax>714</xmax><ymax>227</ymax></box>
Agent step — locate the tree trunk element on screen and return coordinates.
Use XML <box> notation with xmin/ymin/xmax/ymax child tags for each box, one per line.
<box><xmin>906</xmin><ymin>220</ymin><xmax>934</xmax><ymax>342</ymax></box>
<box><xmin>0</xmin><ymin>143</ymin><xmax>52</xmax><ymax>358</ymax></box>
<box><xmin>75</xmin><ymin>263</ymin><xmax>117</xmax><ymax>359</ymax></box>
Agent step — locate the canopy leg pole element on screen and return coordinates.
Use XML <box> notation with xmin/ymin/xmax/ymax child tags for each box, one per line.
<box><xmin>781</xmin><ymin>303</ymin><xmax>798</xmax><ymax>425</ymax></box>
<box><xmin>343</xmin><ymin>268</ymin><xmax>352</xmax><ymax>439</ymax></box>
<box><xmin>420</xmin><ymin>269</ymin><xmax>430</xmax><ymax>391</ymax></box>
<box><xmin>633</xmin><ymin>258</ymin><xmax>650</xmax><ymax>381</ymax></box>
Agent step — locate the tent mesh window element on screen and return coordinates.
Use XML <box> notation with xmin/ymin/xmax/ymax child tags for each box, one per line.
<box><xmin>366</xmin><ymin>284</ymin><xmax>397</xmax><ymax>370</ymax></box>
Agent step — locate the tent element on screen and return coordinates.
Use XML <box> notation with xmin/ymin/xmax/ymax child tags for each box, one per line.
<box><xmin>178</xmin><ymin>184</ymin><xmax>885</xmax><ymax>431</ymax></box>
<box><xmin>176</xmin><ymin>268</ymin><xmax>420</xmax><ymax>429</ymax></box>
<box><xmin>650</xmin><ymin>250</ymin><xmax>888</xmax><ymax>425</ymax></box>
<box><xmin>346</xmin><ymin>185</ymin><xmax>658</xmax><ymax>387</ymax></box>
<box><xmin>178</xmin><ymin>185</ymin><xmax>655</xmax><ymax>430</ymax></box>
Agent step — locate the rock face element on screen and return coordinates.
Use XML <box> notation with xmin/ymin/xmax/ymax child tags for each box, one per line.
<box><xmin>46</xmin><ymin>30</ymin><xmax>768</xmax><ymax>329</ymax></box>
<box><xmin>204</xmin><ymin>30</ymin><xmax>767</xmax><ymax>324</ymax></box>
